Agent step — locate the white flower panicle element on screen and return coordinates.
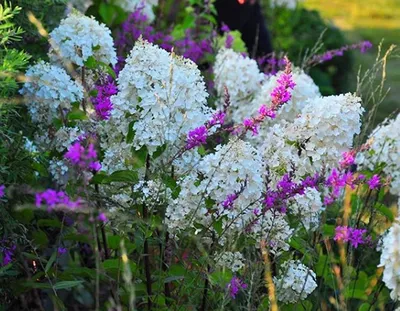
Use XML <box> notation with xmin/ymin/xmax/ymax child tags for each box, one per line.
<box><xmin>101</xmin><ymin>39</ymin><xmax>211</xmax><ymax>173</ymax></box>
<box><xmin>274</xmin><ymin>260</ymin><xmax>317</xmax><ymax>304</ymax></box>
<box><xmin>261</xmin><ymin>93</ymin><xmax>363</xmax><ymax>181</ymax></box>
<box><xmin>250</xmin><ymin>209</ymin><xmax>293</xmax><ymax>254</ymax></box>
<box><xmin>49</xmin><ymin>158</ymin><xmax>70</xmax><ymax>186</ymax></box>
<box><xmin>133</xmin><ymin>179</ymin><xmax>171</xmax><ymax>206</ymax></box>
<box><xmin>165</xmin><ymin>139</ymin><xmax>265</xmax><ymax>237</ymax></box>
<box><xmin>291</xmin><ymin>93</ymin><xmax>363</xmax><ymax>170</ymax></box>
<box><xmin>357</xmin><ymin>114</ymin><xmax>400</xmax><ymax>196</ymax></box>
<box><xmin>20</xmin><ymin>61</ymin><xmax>83</xmax><ymax>125</ymax></box>
<box><xmin>214</xmin><ymin>252</ymin><xmax>245</xmax><ymax>272</ymax></box>
<box><xmin>53</xmin><ymin>127</ymin><xmax>84</xmax><ymax>152</ymax></box>
<box><xmin>379</xmin><ymin>217</ymin><xmax>400</xmax><ymax>301</ymax></box>
<box><xmin>289</xmin><ymin>188</ymin><xmax>323</xmax><ymax>231</ymax></box>
<box><xmin>214</xmin><ymin>48</ymin><xmax>264</xmax><ymax>123</ymax></box>
<box><xmin>49</xmin><ymin>12</ymin><xmax>117</xmax><ymax>66</ymax></box>
<box><xmin>116</xmin><ymin>0</ymin><xmax>158</xmax><ymax>22</ymax></box>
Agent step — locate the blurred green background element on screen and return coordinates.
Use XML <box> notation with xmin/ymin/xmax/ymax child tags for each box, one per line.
<box><xmin>304</xmin><ymin>0</ymin><xmax>400</xmax><ymax>123</ymax></box>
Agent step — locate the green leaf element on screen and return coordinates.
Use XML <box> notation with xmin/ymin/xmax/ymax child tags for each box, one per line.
<box><xmin>90</xmin><ymin>172</ymin><xmax>107</xmax><ymax>184</ymax></box>
<box><xmin>358</xmin><ymin>303</ymin><xmax>370</xmax><ymax>311</ymax></box>
<box><xmin>103</xmin><ymin>259</ymin><xmax>121</xmax><ymax>270</ymax></box>
<box><xmin>45</xmin><ymin>252</ymin><xmax>57</xmax><ymax>273</ymax></box>
<box><xmin>54</xmin><ymin>280</ymin><xmax>84</xmax><ymax>290</ymax></box>
<box><xmin>375</xmin><ymin>204</ymin><xmax>394</xmax><ymax>221</ymax></box>
<box><xmin>32</xmin><ymin>230</ymin><xmax>48</xmax><ymax>247</ymax></box>
<box><xmin>209</xmin><ymin>270</ymin><xmax>233</xmax><ymax>287</ymax></box>
<box><xmin>83</xmin><ymin>56</ymin><xmax>97</xmax><ymax>69</ymax></box>
<box><xmin>213</xmin><ymin>218</ymin><xmax>223</xmax><ymax>236</ymax></box>
<box><xmin>322</xmin><ymin>224</ymin><xmax>335</xmax><ymax>237</ymax></box>
<box><xmin>67</xmin><ymin>109</ymin><xmax>87</xmax><ymax>121</ymax></box>
<box><xmin>132</xmin><ymin>146</ymin><xmax>148</xmax><ymax>169</ymax></box>
<box><xmin>126</xmin><ymin>121</ymin><xmax>135</xmax><ymax>143</ymax></box>
<box><xmin>344</xmin><ymin>288</ymin><xmax>368</xmax><ymax>301</ymax></box>
<box><xmin>38</xmin><ymin>219</ymin><xmax>61</xmax><ymax>228</ymax></box>
<box><xmin>107</xmin><ymin>235</ymin><xmax>121</xmax><ymax>250</ymax></box>
<box><xmin>103</xmin><ymin>170</ymin><xmax>139</xmax><ymax>184</ymax></box>
<box><xmin>13</xmin><ymin>208</ymin><xmax>34</xmax><ymax>224</ymax></box>
<box><xmin>152</xmin><ymin>144</ymin><xmax>167</xmax><ymax>159</ymax></box>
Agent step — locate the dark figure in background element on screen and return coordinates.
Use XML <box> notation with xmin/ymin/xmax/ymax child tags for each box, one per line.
<box><xmin>215</xmin><ymin>0</ymin><xmax>273</xmax><ymax>57</ymax></box>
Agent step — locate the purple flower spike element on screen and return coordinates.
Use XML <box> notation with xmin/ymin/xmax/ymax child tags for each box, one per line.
<box><xmin>186</xmin><ymin>126</ymin><xmax>208</xmax><ymax>150</ymax></box>
<box><xmin>98</xmin><ymin>212</ymin><xmax>108</xmax><ymax>223</ymax></box>
<box><xmin>367</xmin><ymin>175</ymin><xmax>380</xmax><ymax>190</ymax></box>
<box><xmin>334</xmin><ymin>226</ymin><xmax>368</xmax><ymax>248</ymax></box>
<box><xmin>227</xmin><ymin>276</ymin><xmax>247</xmax><ymax>299</ymax></box>
<box><xmin>0</xmin><ymin>185</ymin><xmax>5</xmax><ymax>198</ymax></box>
<box><xmin>58</xmin><ymin>247</ymin><xmax>67</xmax><ymax>255</ymax></box>
<box><xmin>221</xmin><ymin>193</ymin><xmax>238</xmax><ymax>209</ymax></box>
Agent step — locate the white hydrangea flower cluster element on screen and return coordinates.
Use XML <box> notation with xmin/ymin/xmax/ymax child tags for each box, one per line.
<box><xmin>270</xmin><ymin>0</ymin><xmax>302</xmax><ymax>9</ymax></box>
<box><xmin>132</xmin><ymin>179</ymin><xmax>171</xmax><ymax>206</ymax></box>
<box><xmin>378</xmin><ymin>217</ymin><xmax>400</xmax><ymax>301</ymax></box>
<box><xmin>165</xmin><ymin>139</ymin><xmax>265</xmax><ymax>237</ymax></box>
<box><xmin>49</xmin><ymin>12</ymin><xmax>117</xmax><ymax>66</ymax></box>
<box><xmin>100</xmin><ymin>39</ymin><xmax>212</xmax><ymax>173</ymax></box>
<box><xmin>53</xmin><ymin>127</ymin><xmax>84</xmax><ymax>152</ymax></box>
<box><xmin>23</xmin><ymin>137</ymin><xmax>38</xmax><ymax>154</ymax></box>
<box><xmin>20</xmin><ymin>61</ymin><xmax>84</xmax><ymax>126</ymax></box>
<box><xmin>289</xmin><ymin>188</ymin><xmax>323</xmax><ymax>231</ymax></box>
<box><xmin>116</xmin><ymin>0</ymin><xmax>158</xmax><ymax>21</ymax></box>
<box><xmin>214</xmin><ymin>251</ymin><xmax>245</xmax><ymax>272</ymax></box>
<box><xmin>291</xmin><ymin>93</ymin><xmax>363</xmax><ymax>170</ymax></box>
<box><xmin>252</xmin><ymin>68</ymin><xmax>320</xmax><ymax>124</ymax></box>
<box><xmin>274</xmin><ymin>260</ymin><xmax>317</xmax><ymax>304</ymax></box>
<box><xmin>214</xmin><ymin>48</ymin><xmax>264</xmax><ymax>123</ymax></box>
<box><xmin>250</xmin><ymin>209</ymin><xmax>293</xmax><ymax>254</ymax></box>
<box><xmin>260</xmin><ymin>93</ymin><xmax>363</xmax><ymax>181</ymax></box>
<box><xmin>49</xmin><ymin>158</ymin><xmax>70</xmax><ymax>186</ymax></box>
<box><xmin>357</xmin><ymin>114</ymin><xmax>400</xmax><ymax>196</ymax></box>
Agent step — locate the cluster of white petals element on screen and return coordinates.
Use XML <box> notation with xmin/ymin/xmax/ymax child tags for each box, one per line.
<box><xmin>214</xmin><ymin>48</ymin><xmax>264</xmax><ymax>123</ymax></box>
<box><xmin>132</xmin><ymin>179</ymin><xmax>171</xmax><ymax>206</ymax></box>
<box><xmin>214</xmin><ymin>251</ymin><xmax>245</xmax><ymax>272</ymax></box>
<box><xmin>116</xmin><ymin>0</ymin><xmax>158</xmax><ymax>21</ymax></box>
<box><xmin>20</xmin><ymin>61</ymin><xmax>83</xmax><ymax>125</ymax></box>
<box><xmin>250</xmin><ymin>209</ymin><xmax>293</xmax><ymax>254</ymax></box>
<box><xmin>260</xmin><ymin>93</ymin><xmax>363</xmax><ymax>181</ymax></box>
<box><xmin>100</xmin><ymin>39</ymin><xmax>212</xmax><ymax>173</ymax></box>
<box><xmin>289</xmin><ymin>188</ymin><xmax>323</xmax><ymax>231</ymax></box>
<box><xmin>379</xmin><ymin>217</ymin><xmax>400</xmax><ymax>301</ymax></box>
<box><xmin>357</xmin><ymin>114</ymin><xmax>400</xmax><ymax>196</ymax></box>
<box><xmin>49</xmin><ymin>12</ymin><xmax>117</xmax><ymax>66</ymax></box>
<box><xmin>274</xmin><ymin>260</ymin><xmax>317</xmax><ymax>304</ymax></box>
<box><xmin>49</xmin><ymin>158</ymin><xmax>70</xmax><ymax>186</ymax></box>
<box><xmin>165</xmin><ymin>139</ymin><xmax>265</xmax><ymax>237</ymax></box>
<box><xmin>53</xmin><ymin>127</ymin><xmax>84</xmax><ymax>152</ymax></box>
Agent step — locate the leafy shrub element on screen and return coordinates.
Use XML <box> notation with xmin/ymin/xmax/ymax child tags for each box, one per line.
<box><xmin>265</xmin><ymin>4</ymin><xmax>354</xmax><ymax>95</ymax></box>
<box><xmin>0</xmin><ymin>2</ymin><xmax>399</xmax><ymax>310</ymax></box>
